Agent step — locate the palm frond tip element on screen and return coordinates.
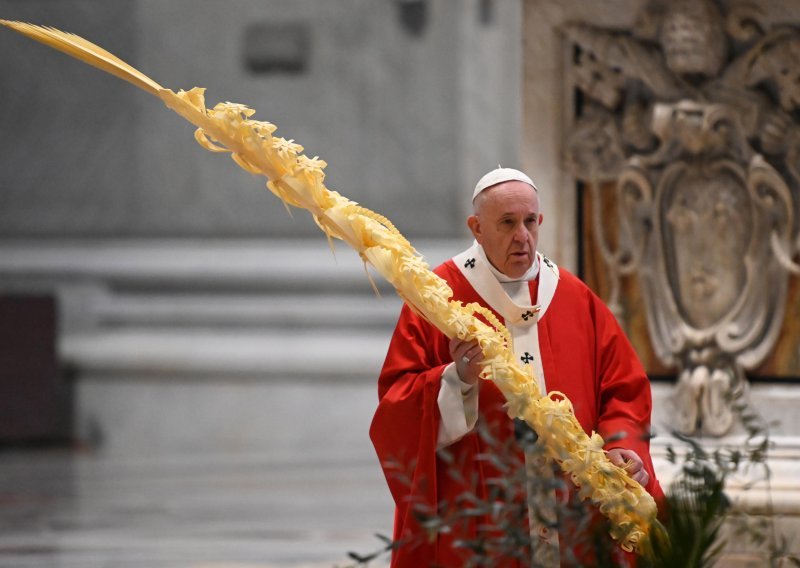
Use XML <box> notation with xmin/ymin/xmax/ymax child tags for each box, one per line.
<box><xmin>0</xmin><ymin>20</ymin><xmax>163</xmax><ymax>96</ymax></box>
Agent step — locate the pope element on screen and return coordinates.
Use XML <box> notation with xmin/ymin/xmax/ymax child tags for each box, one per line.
<box><xmin>370</xmin><ymin>167</ymin><xmax>664</xmax><ymax>567</ymax></box>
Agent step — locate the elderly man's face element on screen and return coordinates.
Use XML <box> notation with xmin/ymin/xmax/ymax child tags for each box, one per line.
<box><xmin>467</xmin><ymin>181</ymin><xmax>543</xmax><ymax>278</ymax></box>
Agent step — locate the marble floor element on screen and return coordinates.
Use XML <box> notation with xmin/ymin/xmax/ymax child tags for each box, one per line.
<box><xmin>0</xmin><ymin>448</ymin><xmax>393</xmax><ymax>568</ymax></box>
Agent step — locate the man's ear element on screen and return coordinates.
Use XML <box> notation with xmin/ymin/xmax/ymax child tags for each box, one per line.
<box><xmin>467</xmin><ymin>215</ymin><xmax>482</xmax><ymax>242</ymax></box>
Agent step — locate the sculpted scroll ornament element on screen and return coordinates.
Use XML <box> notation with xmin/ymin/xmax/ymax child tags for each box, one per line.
<box><xmin>564</xmin><ymin>0</ymin><xmax>800</xmax><ymax>436</ymax></box>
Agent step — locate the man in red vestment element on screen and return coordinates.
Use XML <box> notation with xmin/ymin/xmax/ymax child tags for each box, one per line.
<box><xmin>370</xmin><ymin>168</ymin><xmax>664</xmax><ymax>567</ymax></box>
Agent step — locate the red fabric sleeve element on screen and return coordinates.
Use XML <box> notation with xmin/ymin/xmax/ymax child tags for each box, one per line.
<box><xmin>370</xmin><ymin>301</ymin><xmax>525</xmax><ymax>567</ymax></box>
<box><xmin>590</xmin><ymin>293</ymin><xmax>665</xmax><ymax>503</ymax></box>
<box><xmin>369</xmin><ymin>303</ymin><xmax>450</xmax><ymax>563</ymax></box>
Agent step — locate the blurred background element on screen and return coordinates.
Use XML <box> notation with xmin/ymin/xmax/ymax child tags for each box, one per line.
<box><xmin>0</xmin><ymin>1</ymin><xmax>521</xmax><ymax>566</ymax></box>
<box><xmin>2</xmin><ymin>0</ymin><xmax>800</xmax><ymax>566</ymax></box>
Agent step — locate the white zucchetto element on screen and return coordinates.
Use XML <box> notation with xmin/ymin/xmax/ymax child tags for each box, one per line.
<box><xmin>472</xmin><ymin>167</ymin><xmax>538</xmax><ymax>201</ymax></box>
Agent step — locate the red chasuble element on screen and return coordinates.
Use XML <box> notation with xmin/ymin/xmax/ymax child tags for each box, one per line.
<box><xmin>370</xmin><ymin>256</ymin><xmax>664</xmax><ymax>567</ymax></box>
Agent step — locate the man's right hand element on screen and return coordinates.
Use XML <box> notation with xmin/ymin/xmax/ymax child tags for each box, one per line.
<box><xmin>449</xmin><ymin>338</ymin><xmax>485</xmax><ymax>385</ymax></box>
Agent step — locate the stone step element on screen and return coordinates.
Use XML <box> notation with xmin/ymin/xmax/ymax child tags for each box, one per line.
<box><xmin>0</xmin><ymin>238</ymin><xmax>463</xmax><ymax>292</ymax></box>
<box><xmin>0</xmin><ymin>238</ymin><xmax>462</xmax><ymax>336</ymax></box>
<box><xmin>60</xmin><ymin>328</ymin><xmax>393</xmax><ymax>380</ymax></box>
<box><xmin>94</xmin><ymin>292</ymin><xmax>403</xmax><ymax>329</ymax></box>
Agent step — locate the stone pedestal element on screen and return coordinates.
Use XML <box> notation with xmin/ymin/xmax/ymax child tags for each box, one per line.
<box><xmin>651</xmin><ymin>384</ymin><xmax>800</xmax><ymax>562</ymax></box>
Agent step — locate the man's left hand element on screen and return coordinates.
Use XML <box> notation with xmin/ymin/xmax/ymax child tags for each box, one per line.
<box><xmin>607</xmin><ymin>448</ymin><xmax>649</xmax><ymax>486</ymax></box>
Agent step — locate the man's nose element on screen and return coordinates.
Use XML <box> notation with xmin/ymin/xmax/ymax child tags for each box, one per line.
<box><xmin>513</xmin><ymin>223</ymin><xmax>528</xmax><ymax>241</ymax></box>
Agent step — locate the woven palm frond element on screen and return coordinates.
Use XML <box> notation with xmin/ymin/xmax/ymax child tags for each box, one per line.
<box><xmin>0</xmin><ymin>20</ymin><xmax>163</xmax><ymax>96</ymax></box>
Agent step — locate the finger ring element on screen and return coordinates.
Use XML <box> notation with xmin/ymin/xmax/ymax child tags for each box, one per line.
<box><xmin>461</xmin><ymin>356</ymin><xmax>471</xmax><ymax>364</ymax></box>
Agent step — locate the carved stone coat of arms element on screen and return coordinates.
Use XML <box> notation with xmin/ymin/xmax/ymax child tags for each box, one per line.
<box><xmin>564</xmin><ymin>0</ymin><xmax>800</xmax><ymax>436</ymax></box>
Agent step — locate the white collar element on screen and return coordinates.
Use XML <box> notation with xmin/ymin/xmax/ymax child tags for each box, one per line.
<box><xmin>475</xmin><ymin>242</ymin><xmax>540</xmax><ymax>283</ymax></box>
<box><xmin>453</xmin><ymin>243</ymin><xmax>560</xmax><ymax>325</ymax></box>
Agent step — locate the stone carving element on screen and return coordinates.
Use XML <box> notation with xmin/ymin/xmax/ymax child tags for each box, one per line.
<box><xmin>563</xmin><ymin>0</ymin><xmax>800</xmax><ymax>436</ymax></box>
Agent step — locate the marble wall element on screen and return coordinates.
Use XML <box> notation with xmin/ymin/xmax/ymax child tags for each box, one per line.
<box><xmin>0</xmin><ymin>0</ymin><xmax>521</xmax><ymax>238</ymax></box>
<box><xmin>0</xmin><ymin>2</ymin><xmax>142</xmax><ymax>236</ymax></box>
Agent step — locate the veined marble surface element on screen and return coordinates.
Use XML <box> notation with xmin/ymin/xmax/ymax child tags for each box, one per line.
<box><xmin>0</xmin><ymin>449</ymin><xmax>392</xmax><ymax>568</ymax></box>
